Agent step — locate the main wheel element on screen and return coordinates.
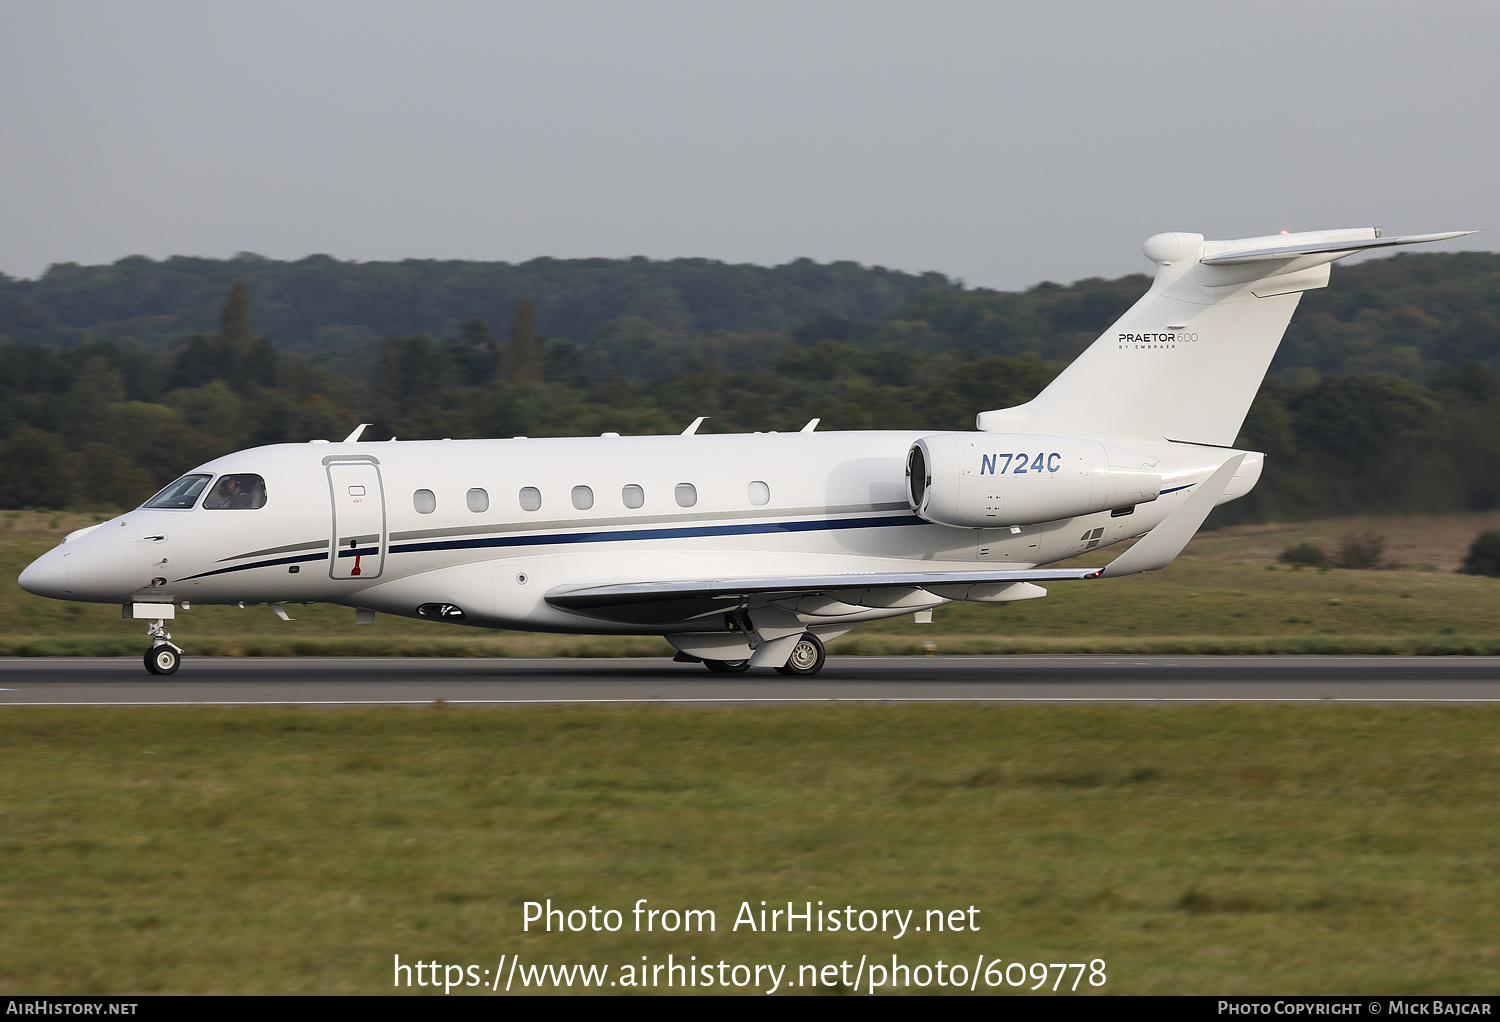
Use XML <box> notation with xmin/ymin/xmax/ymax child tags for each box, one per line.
<box><xmin>144</xmin><ymin>645</ymin><xmax>180</xmax><ymax>676</ymax></box>
<box><xmin>775</xmin><ymin>633</ymin><xmax>825</xmax><ymax>676</ymax></box>
<box><xmin>703</xmin><ymin>658</ymin><xmax>751</xmax><ymax>673</ymax></box>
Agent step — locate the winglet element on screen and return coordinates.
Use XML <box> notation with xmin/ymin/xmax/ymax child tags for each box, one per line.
<box><xmin>1098</xmin><ymin>455</ymin><xmax>1245</xmax><ymax>578</ymax></box>
<box><xmin>682</xmin><ymin>416</ymin><xmax>708</xmax><ymax>436</ymax></box>
<box><xmin>343</xmin><ymin>423</ymin><xmax>371</xmax><ymax>443</ymax></box>
<box><xmin>801</xmin><ymin>418</ymin><xmax>821</xmax><ymax>432</ymax></box>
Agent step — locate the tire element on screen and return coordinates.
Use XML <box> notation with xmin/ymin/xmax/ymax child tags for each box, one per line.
<box><xmin>703</xmin><ymin>658</ymin><xmax>751</xmax><ymax>673</ymax></box>
<box><xmin>775</xmin><ymin>633</ymin><xmax>826</xmax><ymax>676</ymax></box>
<box><xmin>145</xmin><ymin>645</ymin><xmax>180</xmax><ymax>676</ymax></box>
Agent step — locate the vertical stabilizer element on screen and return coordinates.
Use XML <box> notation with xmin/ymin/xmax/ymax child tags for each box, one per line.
<box><xmin>977</xmin><ymin>228</ymin><xmax>1473</xmax><ymax>445</ymax></box>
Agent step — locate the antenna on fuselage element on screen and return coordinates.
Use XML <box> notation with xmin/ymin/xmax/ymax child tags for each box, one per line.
<box><xmin>343</xmin><ymin>423</ymin><xmax>371</xmax><ymax>443</ymax></box>
<box><xmin>681</xmin><ymin>416</ymin><xmax>708</xmax><ymax>435</ymax></box>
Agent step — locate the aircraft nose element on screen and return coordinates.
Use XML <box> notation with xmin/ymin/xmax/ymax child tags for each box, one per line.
<box><xmin>18</xmin><ymin>546</ymin><xmax>70</xmax><ymax>599</ymax></box>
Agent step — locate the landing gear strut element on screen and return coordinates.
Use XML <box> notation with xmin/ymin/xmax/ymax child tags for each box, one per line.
<box><xmin>142</xmin><ymin>615</ymin><xmax>182</xmax><ymax>676</ymax></box>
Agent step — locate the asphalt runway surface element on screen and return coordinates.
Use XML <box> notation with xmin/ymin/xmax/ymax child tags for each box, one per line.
<box><xmin>1</xmin><ymin>655</ymin><xmax>1499</xmax><ymax>705</ymax></box>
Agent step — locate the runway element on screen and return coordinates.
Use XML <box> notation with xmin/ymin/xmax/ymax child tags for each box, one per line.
<box><xmin>1</xmin><ymin>655</ymin><xmax>1500</xmax><ymax>705</ymax></box>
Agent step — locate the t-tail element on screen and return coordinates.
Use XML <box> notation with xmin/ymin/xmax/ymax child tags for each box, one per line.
<box><xmin>977</xmin><ymin>227</ymin><xmax>1475</xmax><ymax>445</ymax></box>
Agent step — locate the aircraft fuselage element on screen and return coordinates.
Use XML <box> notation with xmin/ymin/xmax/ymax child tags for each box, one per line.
<box><xmin>20</xmin><ymin>430</ymin><xmax>1255</xmax><ymax>635</ymax></box>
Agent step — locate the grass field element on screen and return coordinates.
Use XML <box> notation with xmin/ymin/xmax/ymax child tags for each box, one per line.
<box><xmin>1</xmin><ymin>703</ymin><xmax>1497</xmax><ymax>994</ymax></box>
<box><xmin>4</xmin><ymin>510</ymin><xmax>1498</xmax><ymax>656</ymax></box>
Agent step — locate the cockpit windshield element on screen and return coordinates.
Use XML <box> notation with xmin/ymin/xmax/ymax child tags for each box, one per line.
<box><xmin>142</xmin><ymin>474</ymin><xmax>213</xmax><ymax>510</ymax></box>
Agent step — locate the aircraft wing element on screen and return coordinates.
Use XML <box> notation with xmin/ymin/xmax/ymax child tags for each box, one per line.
<box><xmin>547</xmin><ymin>456</ymin><xmax>1244</xmax><ymax>623</ymax></box>
<box><xmin>547</xmin><ymin>564</ymin><xmax>1102</xmax><ymax>611</ymax></box>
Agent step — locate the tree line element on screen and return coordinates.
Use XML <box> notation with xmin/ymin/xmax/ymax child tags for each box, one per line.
<box><xmin>0</xmin><ymin>252</ymin><xmax>953</xmax><ymax>354</ymax></box>
<box><xmin>3</xmin><ymin>250</ymin><xmax>1498</xmax><ymax>383</ymax></box>
<box><xmin>2</xmin><ymin>263</ymin><xmax>1500</xmax><ymax>521</ymax></box>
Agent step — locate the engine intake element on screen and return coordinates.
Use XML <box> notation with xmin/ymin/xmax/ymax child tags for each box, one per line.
<box><xmin>906</xmin><ymin>433</ymin><xmax>1161</xmax><ymax>528</ymax></box>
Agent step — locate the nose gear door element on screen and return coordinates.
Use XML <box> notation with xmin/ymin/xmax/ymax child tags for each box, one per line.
<box><xmin>327</xmin><ymin>461</ymin><xmax>387</xmax><ymax>580</ymax></box>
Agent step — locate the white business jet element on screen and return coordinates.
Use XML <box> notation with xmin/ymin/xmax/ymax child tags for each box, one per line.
<box><xmin>18</xmin><ymin>227</ymin><xmax>1471</xmax><ymax>676</ymax></box>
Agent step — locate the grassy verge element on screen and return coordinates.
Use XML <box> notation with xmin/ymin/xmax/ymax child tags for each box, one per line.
<box><xmin>5</xmin><ymin>511</ymin><xmax>1498</xmax><ymax>656</ymax></box>
<box><xmin>1</xmin><ymin>704</ymin><xmax>1497</xmax><ymax>994</ymax></box>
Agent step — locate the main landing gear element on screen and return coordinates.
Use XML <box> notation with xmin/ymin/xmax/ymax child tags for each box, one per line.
<box><xmin>697</xmin><ymin>632</ymin><xmax>827</xmax><ymax>677</ymax></box>
<box><xmin>775</xmin><ymin>633</ymin><xmax>826</xmax><ymax>676</ymax></box>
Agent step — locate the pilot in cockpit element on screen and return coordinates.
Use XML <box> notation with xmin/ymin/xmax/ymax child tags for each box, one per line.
<box><xmin>209</xmin><ymin>475</ymin><xmax>256</xmax><ymax>509</ymax></box>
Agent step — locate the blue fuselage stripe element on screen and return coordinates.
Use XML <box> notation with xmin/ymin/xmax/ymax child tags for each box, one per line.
<box><xmin>176</xmin><ymin>514</ymin><xmax>927</xmax><ymax>583</ymax></box>
<box><xmin>178</xmin><ymin>550</ymin><xmax>330</xmax><ymax>582</ymax></box>
<box><xmin>386</xmin><ymin>514</ymin><xmax>926</xmax><ymax>556</ymax></box>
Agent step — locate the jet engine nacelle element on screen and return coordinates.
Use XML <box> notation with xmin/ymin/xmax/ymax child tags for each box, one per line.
<box><xmin>906</xmin><ymin>433</ymin><xmax>1162</xmax><ymax>528</ymax></box>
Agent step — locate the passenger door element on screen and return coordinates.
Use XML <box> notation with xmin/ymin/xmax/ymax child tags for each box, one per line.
<box><xmin>327</xmin><ymin>460</ymin><xmax>387</xmax><ymax>580</ymax></box>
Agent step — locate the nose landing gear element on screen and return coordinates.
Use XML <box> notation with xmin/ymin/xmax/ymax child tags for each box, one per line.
<box><xmin>128</xmin><ymin>606</ymin><xmax>184</xmax><ymax>675</ymax></box>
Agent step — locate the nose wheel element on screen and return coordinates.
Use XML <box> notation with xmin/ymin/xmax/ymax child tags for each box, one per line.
<box><xmin>145</xmin><ymin>644</ymin><xmax>181</xmax><ymax>675</ymax></box>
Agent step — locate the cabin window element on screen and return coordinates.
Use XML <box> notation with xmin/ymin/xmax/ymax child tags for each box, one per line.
<box><xmin>142</xmin><ymin>473</ymin><xmax>211</xmax><ymax>510</ymax></box>
<box><xmin>203</xmin><ymin>474</ymin><xmax>267</xmax><ymax>510</ymax></box>
<box><xmin>748</xmin><ymin>480</ymin><xmax>770</xmax><ymax>506</ymax></box>
<box><xmin>622</xmin><ymin>483</ymin><xmax>645</xmax><ymax>509</ymax></box>
<box><xmin>413</xmin><ymin>489</ymin><xmax>436</xmax><ymax>514</ymax></box>
<box><xmin>571</xmin><ymin>485</ymin><xmax>594</xmax><ymax>511</ymax></box>
<box><xmin>466</xmin><ymin>488</ymin><xmax>489</xmax><ymax>513</ymax></box>
<box><xmin>675</xmin><ymin>482</ymin><xmax>697</xmax><ymax>508</ymax></box>
<box><xmin>519</xmin><ymin>486</ymin><xmax>542</xmax><ymax>512</ymax></box>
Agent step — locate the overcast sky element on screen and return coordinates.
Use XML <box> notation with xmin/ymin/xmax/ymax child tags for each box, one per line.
<box><xmin>0</xmin><ymin>1</ymin><xmax>1493</xmax><ymax>290</ymax></box>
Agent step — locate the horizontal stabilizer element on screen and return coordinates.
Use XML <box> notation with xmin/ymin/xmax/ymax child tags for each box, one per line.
<box><xmin>1200</xmin><ymin>231</ymin><xmax>1475</xmax><ymax>265</ymax></box>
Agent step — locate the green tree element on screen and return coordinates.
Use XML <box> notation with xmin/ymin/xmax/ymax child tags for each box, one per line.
<box><xmin>74</xmin><ymin>442</ymin><xmax>155</xmax><ymax>509</ymax></box>
<box><xmin>0</xmin><ymin>428</ymin><xmax>76</xmax><ymax>508</ymax></box>
<box><xmin>377</xmin><ymin>336</ymin><xmax>455</xmax><ymax>416</ymax></box>
<box><xmin>504</xmin><ymin>299</ymin><xmax>542</xmax><ymax>384</ymax></box>
<box><xmin>453</xmin><ymin>316</ymin><xmax>498</xmax><ymax>385</ymax></box>
<box><xmin>1289</xmin><ymin>374</ymin><xmax>1439</xmax><ymax>461</ymax></box>
<box><xmin>221</xmin><ymin>279</ymin><xmax>256</xmax><ymax>355</ymax></box>
<box><xmin>170</xmin><ymin>281</ymin><xmax>275</xmax><ymax>393</ymax></box>
<box><xmin>1458</xmin><ymin>531</ymin><xmax>1500</xmax><ymax>577</ymax></box>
